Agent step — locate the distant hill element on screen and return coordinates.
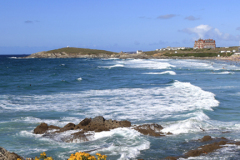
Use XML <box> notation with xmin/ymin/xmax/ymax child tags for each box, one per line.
<box><xmin>25</xmin><ymin>47</ymin><xmax>120</xmax><ymax>58</ymax></box>
<box><xmin>46</xmin><ymin>47</ymin><xmax>117</xmax><ymax>55</ymax></box>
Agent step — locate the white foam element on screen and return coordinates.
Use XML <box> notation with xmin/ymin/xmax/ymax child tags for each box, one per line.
<box><xmin>94</xmin><ymin>128</ymin><xmax>139</xmax><ymax>140</ymax></box>
<box><xmin>0</xmin><ymin>81</ymin><xmax>219</xmax><ymax>122</ymax></box>
<box><xmin>90</xmin><ymin>128</ymin><xmax>150</xmax><ymax>160</ymax></box>
<box><xmin>143</xmin><ymin>71</ymin><xmax>176</xmax><ymax>75</ymax></box>
<box><xmin>101</xmin><ymin>64</ymin><xmax>124</xmax><ymax>69</ymax></box>
<box><xmin>77</xmin><ymin>77</ymin><xmax>82</xmax><ymax>81</ymax></box>
<box><xmin>162</xmin><ymin>111</ymin><xmax>211</xmax><ymax>134</ymax></box>
<box><xmin>12</xmin><ymin>116</ymin><xmax>82</xmax><ymax>127</ymax></box>
<box><xmin>18</xmin><ymin>127</ymin><xmax>150</xmax><ymax>159</ymax></box>
<box><xmin>19</xmin><ymin>130</ymin><xmax>42</xmax><ymax>138</ymax></box>
<box><xmin>117</xmin><ymin>59</ymin><xmax>175</xmax><ymax>69</ymax></box>
<box><xmin>213</xmin><ymin>71</ymin><xmax>234</xmax><ymax>74</ymax></box>
<box><xmin>51</xmin><ymin>129</ymin><xmax>82</xmax><ymax>142</ymax></box>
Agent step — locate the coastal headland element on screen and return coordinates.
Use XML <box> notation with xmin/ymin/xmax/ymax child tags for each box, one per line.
<box><xmin>24</xmin><ymin>47</ymin><xmax>240</xmax><ymax>61</ymax></box>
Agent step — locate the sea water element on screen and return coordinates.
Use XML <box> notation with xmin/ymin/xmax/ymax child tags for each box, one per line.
<box><xmin>1</xmin><ymin>56</ymin><xmax>240</xmax><ymax>159</ymax></box>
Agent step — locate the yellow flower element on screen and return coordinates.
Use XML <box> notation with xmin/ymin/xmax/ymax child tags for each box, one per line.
<box><xmin>96</xmin><ymin>153</ymin><xmax>101</xmax><ymax>156</ymax></box>
<box><xmin>35</xmin><ymin>157</ymin><xmax>40</xmax><ymax>160</ymax></box>
<box><xmin>17</xmin><ymin>158</ymin><xmax>21</xmax><ymax>160</ymax></box>
<box><xmin>84</xmin><ymin>153</ymin><xmax>90</xmax><ymax>157</ymax></box>
<box><xmin>101</xmin><ymin>155</ymin><xmax>107</xmax><ymax>160</ymax></box>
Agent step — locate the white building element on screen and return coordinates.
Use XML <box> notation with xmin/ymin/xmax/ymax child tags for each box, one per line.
<box><xmin>136</xmin><ymin>50</ymin><xmax>143</xmax><ymax>54</ymax></box>
<box><xmin>162</xmin><ymin>46</ymin><xmax>187</xmax><ymax>50</ymax></box>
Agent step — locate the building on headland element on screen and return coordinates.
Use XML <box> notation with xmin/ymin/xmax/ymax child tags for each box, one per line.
<box><xmin>194</xmin><ymin>38</ymin><xmax>216</xmax><ymax>49</ymax></box>
<box><xmin>234</xmin><ymin>47</ymin><xmax>240</xmax><ymax>55</ymax></box>
<box><xmin>136</xmin><ymin>50</ymin><xmax>143</xmax><ymax>54</ymax></box>
<box><xmin>156</xmin><ymin>47</ymin><xmax>188</xmax><ymax>51</ymax></box>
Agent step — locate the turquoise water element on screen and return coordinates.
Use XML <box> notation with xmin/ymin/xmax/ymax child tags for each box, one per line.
<box><xmin>1</xmin><ymin>56</ymin><xmax>240</xmax><ymax>159</ymax></box>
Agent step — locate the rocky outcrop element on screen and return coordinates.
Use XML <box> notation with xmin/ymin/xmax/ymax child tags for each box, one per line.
<box><xmin>0</xmin><ymin>147</ymin><xmax>22</xmax><ymax>160</ymax></box>
<box><xmin>199</xmin><ymin>135</ymin><xmax>213</xmax><ymax>142</ymax></box>
<box><xmin>33</xmin><ymin>123</ymin><xmax>60</xmax><ymax>134</ymax></box>
<box><xmin>34</xmin><ymin>116</ymin><xmax>131</xmax><ymax>135</ymax></box>
<box><xmin>33</xmin><ymin>116</ymin><xmax>169</xmax><ymax>143</ymax></box>
<box><xmin>185</xmin><ymin>140</ymin><xmax>227</xmax><ymax>157</ymax></box>
<box><xmin>133</xmin><ymin>124</ymin><xmax>165</xmax><ymax>137</ymax></box>
<box><xmin>24</xmin><ymin>51</ymin><xmax>152</xmax><ymax>59</ymax></box>
<box><xmin>33</xmin><ymin>116</ymin><xmax>132</xmax><ymax>142</ymax></box>
<box><xmin>163</xmin><ymin>136</ymin><xmax>240</xmax><ymax>159</ymax></box>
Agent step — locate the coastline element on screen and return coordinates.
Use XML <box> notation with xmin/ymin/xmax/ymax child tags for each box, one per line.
<box><xmin>23</xmin><ymin>51</ymin><xmax>240</xmax><ymax>62</ymax></box>
<box><xmin>22</xmin><ymin>47</ymin><xmax>240</xmax><ymax>62</ymax></box>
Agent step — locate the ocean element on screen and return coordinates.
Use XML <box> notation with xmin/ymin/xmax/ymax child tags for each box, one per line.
<box><xmin>1</xmin><ymin>55</ymin><xmax>240</xmax><ymax>160</ymax></box>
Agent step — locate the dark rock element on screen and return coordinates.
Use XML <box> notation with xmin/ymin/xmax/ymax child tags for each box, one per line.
<box><xmin>60</xmin><ymin>123</ymin><xmax>76</xmax><ymax>132</ymax></box>
<box><xmin>164</xmin><ymin>156</ymin><xmax>178</xmax><ymax>160</ymax></box>
<box><xmin>0</xmin><ymin>146</ymin><xmax>23</xmax><ymax>160</ymax></box>
<box><xmin>33</xmin><ymin>123</ymin><xmax>49</xmax><ymax>134</ymax></box>
<box><xmin>33</xmin><ymin>116</ymin><xmax>132</xmax><ymax>142</ymax></box>
<box><xmin>79</xmin><ymin>118</ymin><xmax>91</xmax><ymax>126</ymax></box>
<box><xmin>91</xmin><ymin>116</ymin><xmax>105</xmax><ymax>124</ymax></box>
<box><xmin>199</xmin><ymin>135</ymin><xmax>213</xmax><ymax>142</ymax></box>
<box><xmin>185</xmin><ymin>140</ymin><xmax>227</xmax><ymax>157</ymax></box>
<box><xmin>65</xmin><ymin>131</ymin><xmax>89</xmax><ymax>143</ymax></box>
<box><xmin>48</xmin><ymin>125</ymin><xmax>61</xmax><ymax>130</ymax></box>
<box><xmin>134</xmin><ymin>124</ymin><xmax>165</xmax><ymax>137</ymax></box>
<box><xmin>33</xmin><ymin>123</ymin><xmax>60</xmax><ymax>134</ymax></box>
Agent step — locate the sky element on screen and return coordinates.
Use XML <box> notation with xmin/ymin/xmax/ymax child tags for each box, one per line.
<box><xmin>1</xmin><ymin>0</ymin><xmax>240</xmax><ymax>55</ymax></box>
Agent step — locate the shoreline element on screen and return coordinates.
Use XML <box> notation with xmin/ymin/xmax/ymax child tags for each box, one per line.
<box><xmin>22</xmin><ymin>52</ymin><xmax>240</xmax><ymax>63</ymax></box>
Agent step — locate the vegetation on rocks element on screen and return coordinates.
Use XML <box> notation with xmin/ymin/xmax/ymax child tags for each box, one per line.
<box><xmin>145</xmin><ymin>46</ymin><xmax>238</xmax><ymax>58</ymax></box>
<box><xmin>46</xmin><ymin>47</ymin><xmax>117</xmax><ymax>55</ymax></box>
<box><xmin>15</xmin><ymin>152</ymin><xmax>107</xmax><ymax>160</ymax></box>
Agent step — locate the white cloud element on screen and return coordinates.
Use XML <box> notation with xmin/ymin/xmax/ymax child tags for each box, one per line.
<box><xmin>181</xmin><ymin>24</ymin><xmax>240</xmax><ymax>41</ymax></box>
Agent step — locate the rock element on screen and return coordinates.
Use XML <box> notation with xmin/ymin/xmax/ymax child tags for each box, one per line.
<box><xmin>0</xmin><ymin>146</ymin><xmax>23</xmax><ymax>160</ymax></box>
<box><xmin>91</xmin><ymin>116</ymin><xmax>105</xmax><ymax>124</ymax></box>
<box><xmin>33</xmin><ymin>116</ymin><xmax>132</xmax><ymax>142</ymax></box>
<box><xmin>60</xmin><ymin>123</ymin><xmax>75</xmax><ymax>132</ymax></box>
<box><xmin>199</xmin><ymin>135</ymin><xmax>213</xmax><ymax>142</ymax></box>
<box><xmin>33</xmin><ymin>123</ymin><xmax>49</xmax><ymax>134</ymax></box>
<box><xmin>164</xmin><ymin>157</ymin><xmax>178</xmax><ymax>160</ymax></box>
<box><xmin>185</xmin><ymin>140</ymin><xmax>227</xmax><ymax>157</ymax></box>
<box><xmin>33</xmin><ymin>123</ymin><xmax>60</xmax><ymax>134</ymax></box>
<box><xmin>65</xmin><ymin>131</ymin><xmax>89</xmax><ymax>143</ymax></box>
<box><xmin>48</xmin><ymin>125</ymin><xmax>61</xmax><ymax>130</ymax></box>
<box><xmin>134</xmin><ymin>124</ymin><xmax>165</xmax><ymax>137</ymax></box>
<box><xmin>79</xmin><ymin>118</ymin><xmax>91</xmax><ymax>126</ymax></box>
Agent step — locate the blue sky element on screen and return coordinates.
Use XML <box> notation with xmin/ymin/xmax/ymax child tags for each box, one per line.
<box><xmin>1</xmin><ymin>0</ymin><xmax>240</xmax><ymax>54</ymax></box>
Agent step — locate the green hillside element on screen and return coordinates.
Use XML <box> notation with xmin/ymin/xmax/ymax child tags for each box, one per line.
<box><xmin>46</xmin><ymin>47</ymin><xmax>117</xmax><ymax>55</ymax></box>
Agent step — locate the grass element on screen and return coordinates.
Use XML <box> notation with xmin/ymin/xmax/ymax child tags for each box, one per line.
<box><xmin>144</xmin><ymin>47</ymin><xmax>238</xmax><ymax>57</ymax></box>
<box><xmin>163</xmin><ymin>52</ymin><xmax>233</xmax><ymax>57</ymax></box>
<box><xmin>46</xmin><ymin>47</ymin><xmax>117</xmax><ymax>55</ymax></box>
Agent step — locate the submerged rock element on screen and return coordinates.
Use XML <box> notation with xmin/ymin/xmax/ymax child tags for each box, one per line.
<box><xmin>185</xmin><ymin>140</ymin><xmax>227</xmax><ymax>157</ymax></box>
<box><xmin>134</xmin><ymin>124</ymin><xmax>165</xmax><ymax>137</ymax></box>
<box><xmin>164</xmin><ymin>136</ymin><xmax>235</xmax><ymax>159</ymax></box>
<box><xmin>199</xmin><ymin>135</ymin><xmax>213</xmax><ymax>142</ymax></box>
<box><xmin>0</xmin><ymin>147</ymin><xmax>22</xmax><ymax>160</ymax></box>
